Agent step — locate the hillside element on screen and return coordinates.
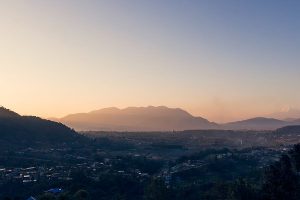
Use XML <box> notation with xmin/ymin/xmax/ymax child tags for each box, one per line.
<box><xmin>54</xmin><ymin>106</ymin><xmax>218</xmax><ymax>131</ymax></box>
<box><xmin>0</xmin><ymin>107</ymin><xmax>81</xmax><ymax>147</ymax></box>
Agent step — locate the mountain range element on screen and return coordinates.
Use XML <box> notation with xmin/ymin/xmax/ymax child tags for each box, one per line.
<box><xmin>0</xmin><ymin>105</ymin><xmax>300</xmax><ymax>149</ymax></box>
<box><xmin>51</xmin><ymin>106</ymin><xmax>218</xmax><ymax>131</ymax></box>
<box><xmin>51</xmin><ymin>106</ymin><xmax>300</xmax><ymax>131</ymax></box>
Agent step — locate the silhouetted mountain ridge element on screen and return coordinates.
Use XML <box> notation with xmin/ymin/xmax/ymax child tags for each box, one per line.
<box><xmin>52</xmin><ymin>107</ymin><xmax>300</xmax><ymax>131</ymax></box>
<box><xmin>55</xmin><ymin>106</ymin><xmax>218</xmax><ymax>131</ymax></box>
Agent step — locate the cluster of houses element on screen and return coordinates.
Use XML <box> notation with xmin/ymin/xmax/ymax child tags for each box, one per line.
<box><xmin>0</xmin><ymin>166</ymin><xmax>71</xmax><ymax>184</ymax></box>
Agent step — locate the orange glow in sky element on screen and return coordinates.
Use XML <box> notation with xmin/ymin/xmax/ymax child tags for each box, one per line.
<box><xmin>1</xmin><ymin>1</ymin><xmax>299</xmax><ymax>123</ymax></box>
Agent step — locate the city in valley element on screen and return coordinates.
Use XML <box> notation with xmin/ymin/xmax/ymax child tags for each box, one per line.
<box><xmin>1</xmin><ymin>107</ymin><xmax>300</xmax><ymax>199</ymax></box>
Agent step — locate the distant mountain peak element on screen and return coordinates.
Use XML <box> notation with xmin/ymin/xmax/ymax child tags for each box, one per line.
<box><xmin>56</xmin><ymin>106</ymin><xmax>217</xmax><ymax>131</ymax></box>
<box><xmin>89</xmin><ymin>107</ymin><xmax>120</xmax><ymax>114</ymax></box>
<box><xmin>224</xmin><ymin>117</ymin><xmax>289</xmax><ymax>130</ymax></box>
<box><xmin>241</xmin><ymin>117</ymin><xmax>284</xmax><ymax>123</ymax></box>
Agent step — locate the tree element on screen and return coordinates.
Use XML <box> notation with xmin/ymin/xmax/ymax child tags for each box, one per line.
<box><xmin>262</xmin><ymin>152</ymin><xmax>300</xmax><ymax>200</ymax></box>
<box><xmin>73</xmin><ymin>190</ymin><xmax>89</xmax><ymax>200</ymax></box>
<box><xmin>143</xmin><ymin>179</ymin><xmax>171</xmax><ymax>200</ymax></box>
<box><xmin>289</xmin><ymin>144</ymin><xmax>300</xmax><ymax>171</ymax></box>
<box><xmin>229</xmin><ymin>178</ymin><xmax>258</xmax><ymax>200</ymax></box>
<box><xmin>38</xmin><ymin>193</ymin><xmax>56</xmax><ymax>200</ymax></box>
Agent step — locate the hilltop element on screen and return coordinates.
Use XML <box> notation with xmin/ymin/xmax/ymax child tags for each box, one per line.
<box><xmin>0</xmin><ymin>107</ymin><xmax>81</xmax><ymax>148</ymax></box>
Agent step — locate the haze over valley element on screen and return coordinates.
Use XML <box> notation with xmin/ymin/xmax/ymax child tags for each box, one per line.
<box><xmin>51</xmin><ymin>106</ymin><xmax>300</xmax><ymax>131</ymax></box>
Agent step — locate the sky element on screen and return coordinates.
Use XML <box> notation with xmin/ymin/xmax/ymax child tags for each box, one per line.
<box><xmin>0</xmin><ymin>0</ymin><xmax>299</xmax><ymax>123</ymax></box>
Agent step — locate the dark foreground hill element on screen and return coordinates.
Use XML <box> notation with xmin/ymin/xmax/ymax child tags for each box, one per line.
<box><xmin>0</xmin><ymin>107</ymin><xmax>81</xmax><ymax>148</ymax></box>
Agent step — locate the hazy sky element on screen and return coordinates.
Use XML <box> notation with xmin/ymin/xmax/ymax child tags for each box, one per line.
<box><xmin>0</xmin><ymin>0</ymin><xmax>299</xmax><ymax>122</ymax></box>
